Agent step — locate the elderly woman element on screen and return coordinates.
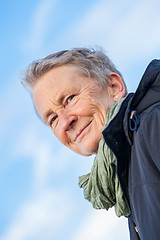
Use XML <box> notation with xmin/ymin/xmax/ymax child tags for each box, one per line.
<box><xmin>22</xmin><ymin>48</ymin><xmax>160</xmax><ymax>240</ymax></box>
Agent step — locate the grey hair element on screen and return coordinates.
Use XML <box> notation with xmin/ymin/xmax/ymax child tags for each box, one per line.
<box><xmin>22</xmin><ymin>47</ymin><xmax>127</xmax><ymax>94</ymax></box>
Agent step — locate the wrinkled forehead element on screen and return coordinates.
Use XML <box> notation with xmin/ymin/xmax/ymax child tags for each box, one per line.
<box><xmin>32</xmin><ymin>64</ymin><xmax>98</xmax><ymax>94</ymax></box>
<box><xmin>32</xmin><ymin>62</ymin><xmax>101</xmax><ymax>91</ymax></box>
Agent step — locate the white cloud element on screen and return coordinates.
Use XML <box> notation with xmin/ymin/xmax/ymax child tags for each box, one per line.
<box><xmin>59</xmin><ymin>0</ymin><xmax>115</xmax><ymax>48</ymax></box>
<box><xmin>107</xmin><ymin>0</ymin><xmax>160</xmax><ymax>63</ymax></box>
<box><xmin>1</xmin><ymin>189</ymin><xmax>74</xmax><ymax>240</ymax></box>
<box><xmin>0</xmin><ymin>80</ymin><xmax>29</xmax><ymax>144</ymax></box>
<box><xmin>62</xmin><ymin>0</ymin><xmax>160</xmax><ymax>67</ymax></box>
<box><xmin>70</xmin><ymin>208</ymin><xmax>129</xmax><ymax>240</ymax></box>
<box><xmin>71</xmin><ymin>1</ymin><xmax>114</xmax><ymax>41</ymax></box>
<box><xmin>13</xmin><ymin>121</ymin><xmax>74</xmax><ymax>188</ymax></box>
<box><xmin>21</xmin><ymin>0</ymin><xmax>58</xmax><ymax>53</ymax></box>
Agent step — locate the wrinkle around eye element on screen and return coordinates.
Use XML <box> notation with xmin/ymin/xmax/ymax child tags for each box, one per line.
<box><xmin>47</xmin><ymin>113</ymin><xmax>58</xmax><ymax>128</ymax></box>
<box><xmin>51</xmin><ymin>115</ymin><xmax>58</xmax><ymax>125</ymax></box>
<box><xmin>64</xmin><ymin>94</ymin><xmax>79</xmax><ymax>108</ymax></box>
<box><xmin>66</xmin><ymin>95</ymin><xmax>76</xmax><ymax>104</ymax></box>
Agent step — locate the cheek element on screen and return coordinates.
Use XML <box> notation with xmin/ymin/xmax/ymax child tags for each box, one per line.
<box><xmin>92</xmin><ymin>104</ymin><xmax>108</xmax><ymax>128</ymax></box>
<box><xmin>53</xmin><ymin>128</ymin><xmax>67</xmax><ymax>145</ymax></box>
<box><xmin>75</xmin><ymin>99</ymin><xmax>107</xmax><ymax>126</ymax></box>
<box><xmin>74</xmin><ymin>98</ymin><xmax>97</xmax><ymax>114</ymax></box>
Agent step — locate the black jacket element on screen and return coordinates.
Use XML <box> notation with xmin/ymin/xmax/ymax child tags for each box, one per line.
<box><xmin>102</xmin><ymin>60</ymin><xmax>160</xmax><ymax>240</ymax></box>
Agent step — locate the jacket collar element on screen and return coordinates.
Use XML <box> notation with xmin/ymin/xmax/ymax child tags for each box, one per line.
<box><xmin>129</xmin><ymin>59</ymin><xmax>160</xmax><ymax>114</ymax></box>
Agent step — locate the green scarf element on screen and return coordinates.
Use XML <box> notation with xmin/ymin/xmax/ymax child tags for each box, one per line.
<box><xmin>78</xmin><ymin>99</ymin><xmax>130</xmax><ymax>217</ymax></box>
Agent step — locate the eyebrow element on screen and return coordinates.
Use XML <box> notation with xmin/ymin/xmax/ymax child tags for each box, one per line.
<box><xmin>56</xmin><ymin>92</ymin><xmax>66</xmax><ymax>104</ymax></box>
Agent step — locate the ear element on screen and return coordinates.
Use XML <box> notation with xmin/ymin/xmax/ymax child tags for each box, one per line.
<box><xmin>108</xmin><ymin>73</ymin><xmax>126</xmax><ymax>102</ymax></box>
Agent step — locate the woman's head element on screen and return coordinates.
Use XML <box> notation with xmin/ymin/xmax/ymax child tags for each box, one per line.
<box><xmin>22</xmin><ymin>48</ymin><xmax>127</xmax><ymax>156</ymax></box>
<box><xmin>22</xmin><ymin>48</ymin><xmax>127</xmax><ymax>93</ymax></box>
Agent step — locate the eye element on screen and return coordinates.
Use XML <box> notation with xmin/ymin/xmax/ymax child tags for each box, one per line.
<box><xmin>66</xmin><ymin>95</ymin><xmax>75</xmax><ymax>104</ymax></box>
<box><xmin>50</xmin><ymin>115</ymin><xmax>57</xmax><ymax>127</ymax></box>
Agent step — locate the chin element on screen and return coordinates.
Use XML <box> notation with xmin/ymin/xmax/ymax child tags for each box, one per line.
<box><xmin>76</xmin><ymin>143</ymin><xmax>99</xmax><ymax>156</ymax></box>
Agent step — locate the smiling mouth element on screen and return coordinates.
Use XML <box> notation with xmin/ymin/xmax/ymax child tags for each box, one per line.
<box><xmin>75</xmin><ymin>122</ymin><xmax>92</xmax><ymax>142</ymax></box>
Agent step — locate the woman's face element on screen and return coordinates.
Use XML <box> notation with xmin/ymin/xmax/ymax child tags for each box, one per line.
<box><xmin>33</xmin><ymin>65</ymin><xmax>116</xmax><ymax>156</ymax></box>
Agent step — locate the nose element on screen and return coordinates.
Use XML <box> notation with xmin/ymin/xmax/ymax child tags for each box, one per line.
<box><xmin>58</xmin><ymin>109</ymin><xmax>78</xmax><ymax>131</ymax></box>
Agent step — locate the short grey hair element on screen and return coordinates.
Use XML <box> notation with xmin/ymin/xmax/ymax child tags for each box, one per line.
<box><xmin>22</xmin><ymin>47</ymin><xmax>127</xmax><ymax>94</ymax></box>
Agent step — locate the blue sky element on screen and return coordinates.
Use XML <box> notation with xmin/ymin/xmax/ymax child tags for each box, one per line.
<box><xmin>1</xmin><ymin>0</ymin><xmax>160</xmax><ymax>239</ymax></box>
